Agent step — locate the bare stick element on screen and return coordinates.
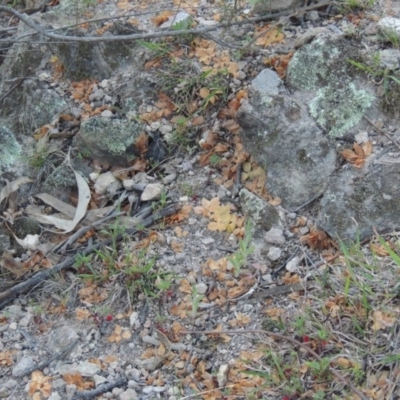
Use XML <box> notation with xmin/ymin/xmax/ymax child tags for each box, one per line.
<box><xmin>0</xmin><ymin>204</ymin><xmax>179</xmax><ymax>309</ymax></box>
<box><xmin>0</xmin><ymin>2</ymin><xmax>332</xmax><ymax>43</ymax></box>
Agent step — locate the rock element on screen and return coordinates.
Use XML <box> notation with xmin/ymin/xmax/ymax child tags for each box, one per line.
<box><xmin>378</xmin><ymin>17</ymin><xmax>400</xmax><ymax>36</ymax></box>
<box><xmin>287</xmin><ymin>35</ymin><xmax>374</xmax><ymax>138</ymax></box>
<box><xmin>237</xmin><ymin>69</ymin><xmax>336</xmax><ymax>209</ymax></box>
<box><xmin>378</xmin><ymin>49</ymin><xmax>400</xmax><ymax>70</ymax></box>
<box><xmin>12</xmin><ymin>355</ymin><xmax>37</xmax><ymax>377</ymax></box>
<box><xmin>101</xmin><ymin>109</ymin><xmax>114</xmax><ymax>118</ymax></box>
<box><xmin>252</xmin><ymin>0</ymin><xmax>299</xmax><ymax>14</ymax></box>
<box><xmin>239</xmin><ymin>188</ymin><xmax>282</xmax><ymax>238</ymax></box>
<box><xmin>75</xmin><ymin>361</ymin><xmax>101</xmax><ymax>377</ymax></box>
<box><xmin>74</xmin><ymin>117</ymin><xmax>143</xmax><ymax>166</ymax></box>
<box><xmin>141</xmin><ymin>183</ymin><xmax>164</xmax><ymax>201</ymax></box>
<box><xmin>195</xmin><ymin>283</ymin><xmax>208</xmax><ymax>294</ymax></box>
<box><xmin>0</xmin><ymin>126</ymin><xmax>21</xmax><ymax>174</ymax></box>
<box><xmin>48</xmin><ymin>392</ymin><xmax>62</xmax><ymax>400</ymax></box>
<box><xmin>286</xmin><ymin>256</ymin><xmax>300</xmax><ymax>273</ymax></box>
<box><xmin>162</xmin><ymin>173</ymin><xmax>177</xmax><ymax>185</ymax></box>
<box><xmin>318</xmin><ymin>163</ymin><xmax>400</xmax><ymax>241</ymax></box>
<box><xmin>94</xmin><ymin>172</ymin><xmax>122</xmax><ymax>195</ymax></box>
<box><xmin>119</xmin><ymin>388</ymin><xmax>138</xmax><ymax>400</ymax></box>
<box><xmin>306</xmin><ymin>11</ymin><xmax>320</xmax><ymax>21</ymax></box>
<box><xmin>93</xmin><ymin>374</ymin><xmax>108</xmax><ymax>387</ymax></box>
<box><xmin>46</xmin><ymin>326</ymin><xmax>78</xmax><ymax>354</ymax></box>
<box><xmin>3</xmin><ymin>379</ymin><xmax>17</xmax><ymax>389</ymax></box>
<box><xmin>129</xmin><ymin>311</ymin><xmax>139</xmax><ymax>327</ymax></box>
<box><xmin>264</xmin><ymin>228</ymin><xmax>286</xmax><ymax>245</ymax></box>
<box><xmin>294</xmin><ymin>27</ymin><xmax>329</xmax><ymax>49</ymax></box>
<box><xmin>267</xmin><ymin>247</ymin><xmax>281</xmax><ymax>261</ymax></box>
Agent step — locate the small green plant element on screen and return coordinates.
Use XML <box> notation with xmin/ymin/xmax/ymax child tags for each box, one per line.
<box><xmin>348</xmin><ymin>57</ymin><xmax>400</xmax><ymax>101</ymax></box>
<box><xmin>379</xmin><ymin>27</ymin><xmax>400</xmax><ymax>48</ymax></box>
<box><xmin>229</xmin><ymin>220</ymin><xmax>255</xmax><ymax>277</ymax></box>
<box><xmin>209</xmin><ymin>154</ymin><xmax>221</xmax><ymax>166</ymax></box>
<box><xmin>338</xmin><ymin>0</ymin><xmax>375</xmax><ymax>11</ymax></box>
<box><xmin>189</xmin><ymin>285</ymin><xmax>204</xmax><ymax>319</ymax></box>
<box><xmin>306</xmin><ymin>357</ymin><xmax>331</xmax><ymax>381</ymax></box>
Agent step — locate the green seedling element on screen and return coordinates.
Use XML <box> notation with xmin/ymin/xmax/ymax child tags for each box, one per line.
<box><xmin>229</xmin><ymin>220</ymin><xmax>255</xmax><ymax>277</ymax></box>
<box><xmin>189</xmin><ymin>285</ymin><xmax>204</xmax><ymax>319</ymax></box>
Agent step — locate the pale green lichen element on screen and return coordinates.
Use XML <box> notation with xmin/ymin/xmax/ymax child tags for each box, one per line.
<box><xmin>287</xmin><ymin>38</ymin><xmax>340</xmax><ymax>90</ymax></box>
<box><xmin>309</xmin><ymin>81</ymin><xmax>374</xmax><ymax>137</ymax></box>
<box><xmin>0</xmin><ymin>126</ymin><xmax>22</xmax><ymax>174</ymax></box>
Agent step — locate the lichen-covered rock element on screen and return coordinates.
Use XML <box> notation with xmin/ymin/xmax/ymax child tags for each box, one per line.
<box><xmin>237</xmin><ymin>69</ymin><xmax>336</xmax><ymax>209</ymax></box>
<box><xmin>287</xmin><ymin>34</ymin><xmax>374</xmax><ymax>138</ymax></box>
<box><xmin>0</xmin><ymin>126</ymin><xmax>21</xmax><ymax>174</ymax></box>
<box><xmin>74</xmin><ymin>117</ymin><xmax>144</xmax><ymax>166</ymax></box>
<box><xmin>239</xmin><ymin>188</ymin><xmax>282</xmax><ymax>239</ymax></box>
<box><xmin>318</xmin><ymin>162</ymin><xmax>400</xmax><ymax>241</ymax></box>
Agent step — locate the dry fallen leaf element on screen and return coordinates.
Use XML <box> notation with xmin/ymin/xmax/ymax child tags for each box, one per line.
<box><xmin>342</xmin><ymin>141</ymin><xmax>373</xmax><ymax>168</ymax></box>
<box><xmin>29</xmin><ymin>370</ymin><xmax>52</xmax><ymax>397</ymax></box>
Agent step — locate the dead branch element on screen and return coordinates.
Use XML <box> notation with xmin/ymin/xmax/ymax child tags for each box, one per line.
<box><xmin>0</xmin><ymin>2</ymin><xmax>332</xmax><ymax>44</ymax></box>
<box><xmin>0</xmin><ymin>204</ymin><xmax>179</xmax><ymax>310</ymax></box>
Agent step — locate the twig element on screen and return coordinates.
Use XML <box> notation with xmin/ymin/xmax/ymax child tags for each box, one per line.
<box><xmin>363</xmin><ymin>116</ymin><xmax>400</xmax><ymax>152</ymax></box>
<box><xmin>54</xmin><ymin>211</ymin><xmax>126</xmax><ymax>254</ymax></box>
<box><xmin>0</xmin><ymin>204</ymin><xmax>179</xmax><ymax>309</ymax></box>
<box><xmin>71</xmin><ymin>378</ymin><xmax>128</xmax><ymax>400</ymax></box>
<box><xmin>0</xmin><ymin>2</ymin><xmax>332</xmax><ymax>43</ymax></box>
<box><xmin>180</xmin><ymin>329</ymin><xmax>368</xmax><ymax>400</ymax></box>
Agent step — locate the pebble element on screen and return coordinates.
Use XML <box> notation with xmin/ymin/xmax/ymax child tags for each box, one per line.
<box><xmin>264</xmin><ymin>228</ymin><xmax>286</xmax><ymax>245</ymax></box>
<box><xmin>12</xmin><ymin>356</ymin><xmax>37</xmax><ymax>378</ymax></box>
<box><xmin>101</xmin><ymin>109</ymin><xmax>114</xmax><ymax>118</ymax></box>
<box><xmin>141</xmin><ymin>183</ymin><xmax>163</xmax><ymax>201</ymax></box>
<box><xmin>286</xmin><ymin>256</ymin><xmax>300</xmax><ymax>273</ymax></box>
<box><xmin>195</xmin><ymin>283</ymin><xmax>208</xmax><ymax>294</ymax></box>
<box><xmin>267</xmin><ymin>246</ymin><xmax>281</xmax><ymax>261</ymax></box>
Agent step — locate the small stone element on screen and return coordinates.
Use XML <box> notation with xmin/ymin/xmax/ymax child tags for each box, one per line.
<box><xmin>129</xmin><ymin>311</ymin><xmax>139</xmax><ymax>327</ymax></box>
<box><xmin>286</xmin><ymin>256</ymin><xmax>300</xmax><ymax>273</ymax></box>
<box><xmin>101</xmin><ymin>110</ymin><xmax>114</xmax><ymax>118</ymax></box>
<box><xmin>299</xmin><ymin>226</ymin><xmax>309</xmax><ymax>235</ymax></box>
<box><xmin>93</xmin><ymin>374</ymin><xmax>108</xmax><ymax>387</ymax></box>
<box><xmin>355</xmin><ymin>131</ymin><xmax>369</xmax><ymax>143</ymax></box>
<box><xmin>306</xmin><ymin>10</ymin><xmax>319</xmax><ymax>21</ymax></box>
<box><xmin>201</xmin><ymin>237</ymin><xmax>214</xmax><ymax>245</ymax></box>
<box><xmin>123</xmin><ymin>179</ymin><xmax>135</xmax><ymax>190</ymax></box>
<box><xmin>3</xmin><ymin>379</ymin><xmax>17</xmax><ymax>389</ymax></box>
<box><xmin>264</xmin><ymin>228</ymin><xmax>286</xmax><ymax>245</ymax></box>
<box><xmin>12</xmin><ymin>356</ymin><xmax>37</xmax><ymax>377</ymax></box>
<box><xmin>162</xmin><ymin>173</ymin><xmax>177</xmax><ymax>185</ymax></box>
<box><xmin>119</xmin><ymin>388</ymin><xmax>138</xmax><ymax>400</ymax></box>
<box><xmin>112</xmin><ymin>387</ymin><xmax>124</xmax><ymax>396</ymax></box>
<box><xmin>76</xmin><ymin>361</ymin><xmax>101</xmax><ymax>377</ymax></box>
<box><xmin>94</xmin><ymin>172</ymin><xmax>122</xmax><ymax>195</ymax></box>
<box><xmin>9</xmin><ymin>322</ymin><xmax>17</xmax><ymax>330</ymax></box>
<box><xmin>195</xmin><ymin>283</ymin><xmax>208</xmax><ymax>294</ymax></box>
<box><xmin>179</xmin><ymin>196</ymin><xmax>189</xmax><ymax>202</ymax></box>
<box><xmin>267</xmin><ymin>246</ymin><xmax>281</xmax><ymax>261</ymax></box>
<box><xmin>262</xmin><ymin>274</ymin><xmax>273</xmax><ymax>283</ymax></box>
<box><xmin>141</xmin><ymin>183</ymin><xmax>163</xmax><ymax>201</ymax></box>
<box><xmin>48</xmin><ymin>392</ymin><xmax>62</xmax><ymax>400</ymax></box>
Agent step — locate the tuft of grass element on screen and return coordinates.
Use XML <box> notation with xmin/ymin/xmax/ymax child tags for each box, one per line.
<box><xmin>339</xmin><ymin>0</ymin><xmax>375</xmax><ymax>11</ymax></box>
<box><xmin>228</xmin><ymin>220</ymin><xmax>254</xmax><ymax>277</ymax></box>
<box><xmin>239</xmin><ymin>231</ymin><xmax>400</xmax><ymax>398</ymax></box>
